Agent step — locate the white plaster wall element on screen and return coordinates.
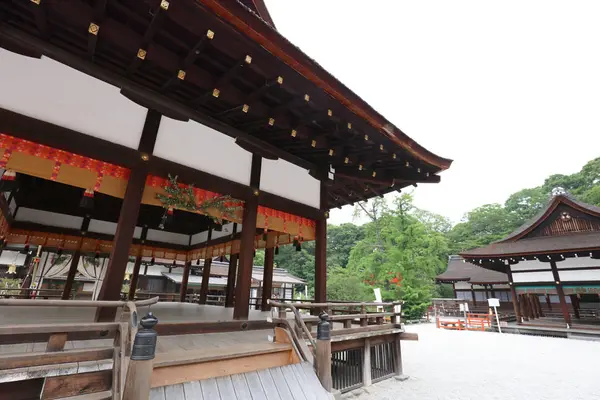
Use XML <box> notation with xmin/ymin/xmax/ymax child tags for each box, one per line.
<box><xmin>260</xmin><ymin>158</ymin><xmax>320</xmax><ymax>209</ymax></box>
<box><xmin>190</xmin><ymin>222</ymin><xmax>238</xmax><ymax>245</ymax></box>
<box><xmin>556</xmin><ymin>257</ymin><xmax>600</xmax><ymax>269</ymax></box>
<box><xmin>88</xmin><ymin>220</ymin><xmax>142</xmax><ymax>238</ymax></box>
<box><xmin>0</xmin><ymin>250</ymin><xmax>27</xmax><ymax>266</ymax></box>
<box><xmin>510</xmin><ymin>260</ymin><xmax>549</xmax><ymax>271</ymax></box>
<box><xmin>154</xmin><ymin>118</ymin><xmax>252</xmax><ymax>185</ymax></box>
<box><xmin>512</xmin><ymin>271</ymin><xmax>554</xmax><ymax>283</ymax></box>
<box><xmin>558</xmin><ymin>269</ymin><xmax>600</xmax><ymax>282</ymax></box>
<box><xmin>15</xmin><ymin>207</ymin><xmax>83</xmax><ymax>229</ymax></box>
<box><xmin>0</xmin><ymin>49</ymin><xmax>146</xmax><ymax>149</ymax></box>
<box><xmin>146</xmin><ymin>229</ymin><xmax>189</xmax><ymax>246</ymax></box>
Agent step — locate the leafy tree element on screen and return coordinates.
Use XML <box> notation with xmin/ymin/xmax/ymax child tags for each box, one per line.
<box><xmin>327</xmin><ymin>223</ymin><xmax>364</xmax><ymax>269</ymax></box>
<box><xmin>326</xmin><ymin>267</ymin><xmax>373</xmax><ymax>302</ymax></box>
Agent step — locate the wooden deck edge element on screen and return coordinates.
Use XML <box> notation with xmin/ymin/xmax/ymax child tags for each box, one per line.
<box><xmin>153</xmin><ymin>343</ymin><xmax>292</xmax><ymax>368</ymax></box>
<box><xmin>151</xmin><ymin>348</ymin><xmax>298</xmax><ymax>388</ymax></box>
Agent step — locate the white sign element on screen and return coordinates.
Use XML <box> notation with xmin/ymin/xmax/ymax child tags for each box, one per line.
<box><xmin>464</xmin><ymin>302</ymin><xmax>469</xmax><ymax>312</ymax></box>
<box><xmin>459</xmin><ymin>304</ymin><xmax>465</xmax><ymax>312</ymax></box>
<box><xmin>488</xmin><ymin>298</ymin><xmax>500</xmax><ymax>308</ymax></box>
<box><xmin>500</xmin><ymin>321</ymin><xmax>508</xmax><ymax>328</ymax></box>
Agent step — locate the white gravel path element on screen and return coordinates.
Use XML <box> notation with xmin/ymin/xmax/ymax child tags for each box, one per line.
<box><xmin>354</xmin><ymin>323</ymin><xmax>600</xmax><ymax>400</ymax></box>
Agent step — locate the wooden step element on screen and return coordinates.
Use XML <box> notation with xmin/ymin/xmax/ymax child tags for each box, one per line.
<box><xmin>151</xmin><ymin>342</ymin><xmax>296</xmax><ymax>388</ymax></box>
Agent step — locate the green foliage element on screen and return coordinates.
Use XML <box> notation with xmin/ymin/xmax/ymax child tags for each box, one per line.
<box><xmin>157</xmin><ymin>174</ymin><xmax>240</xmax><ymax>223</ymax></box>
<box><xmin>326</xmin><ymin>267</ymin><xmax>373</xmax><ymax>302</ymax></box>
<box><xmin>0</xmin><ymin>277</ymin><xmax>21</xmax><ymax>295</ymax></box>
<box><xmin>435</xmin><ymin>283</ymin><xmax>455</xmax><ymax>298</ymax></box>
<box><xmin>327</xmin><ymin>224</ymin><xmax>364</xmax><ymax>269</ymax></box>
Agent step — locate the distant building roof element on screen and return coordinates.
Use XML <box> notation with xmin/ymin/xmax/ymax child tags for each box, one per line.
<box><xmin>162</xmin><ymin>273</ymin><xmax>228</xmax><ymax>288</ymax></box>
<box><xmin>437</xmin><ymin>255</ymin><xmax>508</xmax><ymax>284</ymax></box>
<box><xmin>460</xmin><ymin>194</ymin><xmax>600</xmax><ymax>262</ymax></box>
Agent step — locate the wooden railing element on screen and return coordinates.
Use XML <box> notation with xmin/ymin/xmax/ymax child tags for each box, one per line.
<box><xmin>268</xmin><ymin>299</ymin><xmax>409</xmax><ymax>394</ymax></box>
<box><xmin>0</xmin><ymin>297</ymin><xmax>158</xmax><ymax>400</ymax></box>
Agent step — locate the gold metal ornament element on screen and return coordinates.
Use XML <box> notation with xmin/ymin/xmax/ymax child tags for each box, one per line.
<box><xmin>88</xmin><ymin>23</ymin><xmax>100</xmax><ymax>35</ymax></box>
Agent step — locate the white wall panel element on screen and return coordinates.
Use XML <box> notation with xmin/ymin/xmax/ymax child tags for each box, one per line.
<box><xmin>512</xmin><ymin>271</ymin><xmax>554</xmax><ymax>283</ymax></box>
<box><xmin>0</xmin><ymin>50</ymin><xmax>146</xmax><ymax>149</ymax></box>
<box><xmin>190</xmin><ymin>223</ymin><xmax>238</xmax><ymax>245</ymax></box>
<box><xmin>510</xmin><ymin>260</ymin><xmax>548</xmax><ymax>271</ymax></box>
<box><xmin>88</xmin><ymin>220</ymin><xmax>141</xmax><ymax>238</ymax></box>
<box><xmin>146</xmin><ymin>229</ymin><xmax>189</xmax><ymax>246</ymax></box>
<box><xmin>154</xmin><ymin>118</ymin><xmax>252</xmax><ymax>185</ymax></box>
<box><xmin>260</xmin><ymin>158</ymin><xmax>320</xmax><ymax>208</ymax></box>
<box><xmin>16</xmin><ymin>207</ymin><xmax>83</xmax><ymax>229</ymax></box>
<box><xmin>0</xmin><ymin>250</ymin><xmax>27</xmax><ymax>266</ymax></box>
<box><xmin>556</xmin><ymin>257</ymin><xmax>600</xmax><ymax>269</ymax></box>
<box><xmin>558</xmin><ymin>269</ymin><xmax>600</xmax><ymax>282</ymax></box>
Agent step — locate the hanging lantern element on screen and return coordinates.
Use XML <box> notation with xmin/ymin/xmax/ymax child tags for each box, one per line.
<box><xmin>262</xmin><ymin>229</ymin><xmax>268</xmax><ymax>241</ymax></box>
<box><xmin>0</xmin><ymin>170</ymin><xmax>16</xmax><ymax>192</ymax></box>
<box><xmin>196</xmin><ymin>258</ymin><xmax>201</xmax><ymax>266</ymax></box>
<box><xmin>275</xmin><ymin>246</ymin><xmax>279</xmax><ymax>255</ymax></box>
<box><xmin>57</xmin><ymin>247</ymin><xmax>63</xmax><ymax>256</ymax></box>
<box><xmin>150</xmin><ymin>257</ymin><xmax>155</xmax><ymax>264</ymax></box>
<box><xmin>292</xmin><ymin>237</ymin><xmax>299</xmax><ymax>248</ymax></box>
<box><xmin>7</xmin><ymin>264</ymin><xmax>17</xmax><ymax>274</ymax></box>
<box><xmin>159</xmin><ymin>207</ymin><xmax>174</xmax><ymax>230</ymax></box>
<box><xmin>79</xmin><ymin>189</ymin><xmax>94</xmax><ymax>209</ymax></box>
<box><xmin>295</xmin><ymin>242</ymin><xmax>302</xmax><ymax>251</ymax></box>
<box><xmin>95</xmin><ymin>251</ymin><xmax>100</xmax><ymax>259</ymax></box>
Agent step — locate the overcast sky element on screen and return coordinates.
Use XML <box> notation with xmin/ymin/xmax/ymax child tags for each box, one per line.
<box><xmin>265</xmin><ymin>0</ymin><xmax>600</xmax><ymax>225</ymax></box>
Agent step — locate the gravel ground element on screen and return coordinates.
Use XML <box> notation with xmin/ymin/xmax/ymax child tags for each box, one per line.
<box><xmin>351</xmin><ymin>323</ymin><xmax>600</xmax><ymax>400</ymax></box>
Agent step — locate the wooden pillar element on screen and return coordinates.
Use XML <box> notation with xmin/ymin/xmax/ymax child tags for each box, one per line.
<box><xmin>179</xmin><ymin>261</ymin><xmax>192</xmax><ymax>303</ymax></box>
<box><xmin>224</xmin><ymin>223</ymin><xmax>238</xmax><ymax>308</ymax></box>
<box><xmin>535</xmin><ymin>295</ymin><xmax>544</xmax><ymax>317</ymax></box>
<box><xmin>199</xmin><ymin>258</ymin><xmax>212</xmax><ymax>304</ymax></box>
<box><xmin>363</xmin><ymin>338</ymin><xmax>372</xmax><ymax>386</ymax></box>
<box><xmin>233</xmin><ymin>155</ymin><xmax>261</xmax><ymax>320</ymax></box>
<box><xmin>225</xmin><ymin>254</ymin><xmax>238</xmax><ymax>308</ymax></box>
<box><xmin>470</xmin><ymin>285</ymin><xmax>477</xmax><ymax>305</ymax></box>
<box><xmin>61</xmin><ymin>250</ymin><xmax>81</xmax><ymax>300</ymax></box>
<box><xmin>261</xmin><ymin>247</ymin><xmax>275</xmax><ymax>311</ymax></box>
<box><xmin>315</xmin><ymin>314</ymin><xmax>332</xmax><ymax>391</ymax></box>
<box><xmin>506</xmin><ymin>266</ymin><xmax>521</xmax><ymax>322</ymax></box>
<box><xmin>95</xmin><ymin>109</ymin><xmax>159</xmax><ymax>322</ymax></box>
<box><xmin>128</xmin><ymin>256</ymin><xmax>142</xmax><ymax>301</ymax></box>
<box><xmin>550</xmin><ymin>260</ymin><xmax>571</xmax><ymax>326</ymax></box>
<box><xmin>545</xmin><ymin>294</ymin><xmax>552</xmax><ymax>311</ymax></box>
<box><xmin>314</xmin><ymin>181</ymin><xmax>327</xmax><ymax>304</ymax></box>
<box><xmin>529</xmin><ymin>295</ymin><xmax>538</xmax><ymax>319</ymax></box>
<box><xmin>393</xmin><ymin>334</ymin><xmax>403</xmax><ymax>376</ymax></box>
<box><xmin>452</xmin><ymin>283</ymin><xmax>457</xmax><ymax>299</ymax></box>
<box><xmin>489</xmin><ymin>285</ymin><xmax>496</xmax><ymax>299</ymax></box>
<box><xmin>519</xmin><ymin>294</ymin><xmax>529</xmax><ymax>321</ymax></box>
<box><xmin>570</xmin><ymin>295</ymin><xmax>580</xmax><ymax>319</ymax></box>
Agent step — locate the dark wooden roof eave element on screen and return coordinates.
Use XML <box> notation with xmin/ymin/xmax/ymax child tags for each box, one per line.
<box><xmin>194</xmin><ymin>0</ymin><xmax>453</xmax><ymax>171</ymax></box>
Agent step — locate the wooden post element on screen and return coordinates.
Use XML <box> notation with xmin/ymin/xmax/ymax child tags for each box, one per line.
<box><xmin>528</xmin><ymin>295</ymin><xmax>537</xmax><ymax>319</ymax></box>
<box><xmin>225</xmin><ymin>224</ymin><xmax>238</xmax><ymax>308</ymax></box>
<box><xmin>363</xmin><ymin>338</ymin><xmax>372</xmax><ymax>386</ymax></box>
<box><xmin>225</xmin><ymin>254</ymin><xmax>238</xmax><ymax>307</ymax></box>
<box><xmin>550</xmin><ymin>260</ymin><xmax>571</xmax><ymax>326</ymax></box>
<box><xmin>506</xmin><ymin>266</ymin><xmax>521</xmax><ymax>322</ymax></box>
<box><xmin>314</xmin><ymin>181</ymin><xmax>327</xmax><ymax>305</ymax></box>
<box><xmin>128</xmin><ymin>256</ymin><xmax>142</xmax><ymax>301</ymax></box>
<box><xmin>393</xmin><ymin>333</ymin><xmax>403</xmax><ymax>376</ymax></box>
<box><xmin>535</xmin><ymin>295</ymin><xmax>544</xmax><ymax>317</ymax></box>
<box><xmin>233</xmin><ymin>155</ymin><xmax>261</xmax><ymax>320</ymax></box>
<box><xmin>489</xmin><ymin>285</ymin><xmax>496</xmax><ymax>299</ymax></box>
<box><xmin>179</xmin><ymin>261</ymin><xmax>192</xmax><ymax>303</ymax></box>
<box><xmin>261</xmin><ymin>247</ymin><xmax>275</xmax><ymax>311</ymax></box>
<box><xmin>570</xmin><ymin>295</ymin><xmax>580</xmax><ymax>319</ymax></box>
<box><xmin>61</xmin><ymin>250</ymin><xmax>81</xmax><ymax>300</ymax></box>
<box><xmin>519</xmin><ymin>294</ymin><xmax>529</xmax><ymax>321</ymax></box>
<box><xmin>315</xmin><ymin>313</ymin><xmax>332</xmax><ymax>391</ymax></box>
<box><xmin>95</xmin><ymin>110</ymin><xmax>159</xmax><ymax>322</ymax></box>
<box><xmin>199</xmin><ymin>258</ymin><xmax>212</xmax><ymax>304</ymax></box>
<box><xmin>545</xmin><ymin>294</ymin><xmax>552</xmax><ymax>311</ymax></box>
<box><xmin>470</xmin><ymin>285</ymin><xmax>477</xmax><ymax>306</ymax></box>
<box><xmin>123</xmin><ymin>312</ymin><xmax>158</xmax><ymax>400</ymax></box>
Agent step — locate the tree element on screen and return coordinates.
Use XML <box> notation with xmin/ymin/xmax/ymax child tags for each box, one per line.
<box><xmin>327</xmin><ymin>223</ymin><xmax>364</xmax><ymax>269</ymax></box>
<box><xmin>326</xmin><ymin>267</ymin><xmax>373</xmax><ymax>302</ymax></box>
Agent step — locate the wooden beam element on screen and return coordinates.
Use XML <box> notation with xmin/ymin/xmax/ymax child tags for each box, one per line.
<box><xmin>233</xmin><ymin>155</ymin><xmax>261</xmax><ymax>320</ymax></box>
<box><xmin>179</xmin><ymin>260</ymin><xmax>192</xmax><ymax>303</ymax></box>
<box><xmin>29</xmin><ymin>0</ymin><xmax>49</xmax><ymax>38</ymax></box>
<box><xmin>126</xmin><ymin>1</ymin><xmax>168</xmax><ymax>75</ymax></box>
<box><xmin>42</xmin><ymin>370</ymin><xmax>112</xmax><ymax>399</ymax></box>
<box><xmin>261</xmin><ymin>247</ymin><xmax>274</xmax><ymax>311</ymax></box>
<box><xmin>0</xmin><ymin>347</ymin><xmax>114</xmax><ymax>370</ymax></box>
<box><xmin>198</xmin><ymin>257</ymin><xmax>212</xmax><ymax>305</ymax></box>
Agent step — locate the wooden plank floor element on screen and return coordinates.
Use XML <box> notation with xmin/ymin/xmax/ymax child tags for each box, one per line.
<box><xmin>150</xmin><ymin>362</ymin><xmax>332</xmax><ymax>400</ymax></box>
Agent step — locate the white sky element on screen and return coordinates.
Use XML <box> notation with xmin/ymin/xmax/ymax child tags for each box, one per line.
<box><xmin>265</xmin><ymin>0</ymin><xmax>600</xmax><ymax>225</ymax></box>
